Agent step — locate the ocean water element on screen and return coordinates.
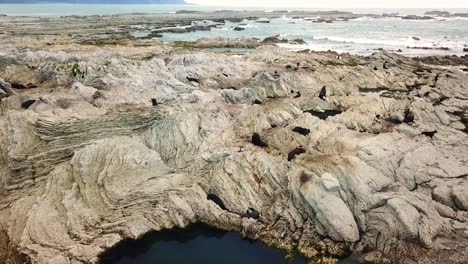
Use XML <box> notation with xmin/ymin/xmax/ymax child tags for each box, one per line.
<box><xmin>99</xmin><ymin>224</ymin><xmax>361</xmax><ymax>264</ymax></box>
<box><xmin>161</xmin><ymin>15</ymin><xmax>468</xmax><ymax>56</ymax></box>
<box><xmin>1</xmin><ymin>5</ymin><xmax>467</xmax><ymax>56</ymax></box>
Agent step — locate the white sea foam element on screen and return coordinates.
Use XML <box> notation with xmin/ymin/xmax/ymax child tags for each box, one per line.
<box><xmin>354</xmin><ymin>16</ymin><xmax>374</xmax><ymax>21</ymax></box>
<box><xmin>312</xmin><ymin>36</ymin><xmax>464</xmax><ymax>49</ymax></box>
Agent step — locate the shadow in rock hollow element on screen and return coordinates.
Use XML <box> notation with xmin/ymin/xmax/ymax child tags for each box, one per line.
<box><xmin>99</xmin><ymin>224</ymin><xmax>360</xmax><ymax>264</ymax></box>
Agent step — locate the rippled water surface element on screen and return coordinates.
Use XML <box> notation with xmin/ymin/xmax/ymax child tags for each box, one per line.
<box><xmin>99</xmin><ymin>224</ymin><xmax>360</xmax><ymax>264</ymax></box>
<box><xmin>1</xmin><ymin>5</ymin><xmax>468</xmax><ymax>56</ymax></box>
<box><xmin>160</xmin><ymin>15</ymin><xmax>468</xmax><ymax>56</ymax></box>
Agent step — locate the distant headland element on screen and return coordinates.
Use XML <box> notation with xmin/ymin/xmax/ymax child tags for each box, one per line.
<box><xmin>0</xmin><ymin>0</ymin><xmax>186</xmax><ymax>4</ymax></box>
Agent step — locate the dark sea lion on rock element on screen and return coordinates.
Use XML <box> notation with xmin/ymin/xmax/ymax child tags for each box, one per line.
<box><xmin>403</xmin><ymin>109</ymin><xmax>415</xmax><ymax>124</ymax></box>
<box><xmin>11</xmin><ymin>82</ymin><xmax>38</xmax><ymax>89</ymax></box>
<box><xmin>151</xmin><ymin>98</ymin><xmax>158</xmax><ymax>106</ymax></box>
<box><xmin>373</xmin><ymin>114</ymin><xmax>382</xmax><ymax>124</ymax></box>
<box><xmin>251</xmin><ymin>133</ymin><xmax>268</xmax><ymax>148</ymax></box>
<box><xmin>21</xmin><ymin>99</ymin><xmax>36</xmax><ymax>109</ymax></box>
<box><xmin>288</xmin><ymin>147</ymin><xmax>306</xmax><ymax>161</ymax></box>
<box><xmin>292</xmin><ymin>127</ymin><xmax>310</xmax><ymax>136</ymax></box>
<box><xmin>421</xmin><ymin>130</ymin><xmax>437</xmax><ymax>138</ymax></box>
<box><xmin>294</xmin><ymin>92</ymin><xmax>301</xmax><ymax>98</ymax></box>
<box><xmin>432</xmin><ymin>96</ymin><xmax>449</xmax><ymax>106</ymax></box>
<box><xmin>245</xmin><ymin>207</ymin><xmax>260</xmax><ymax>219</ymax></box>
<box><xmin>319</xmin><ymin>86</ymin><xmax>327</xmax><ymax>100</ymax></box>
<box><xmin>92</xmin><ymin>91</ymin><xmax>104</xmax><ymax>100</ymax></box>
<box><xmin>186</xmin><ymin>76</ymin><xmax>200</xmax><ymax>84</ymax></box>
<box><xmin>383</xmin><ymin>61</ymin><xmax>389</xmax><ymax>70</ymax></box>
<box><xmin>253</xmin><ymin>99</ymin><xmax>263</xmax><ymax>105</ymax></box>
<box><xmin>207</xmin><ymin>194</ymin><xmax>227</xmax><ymax>210</ymax></box>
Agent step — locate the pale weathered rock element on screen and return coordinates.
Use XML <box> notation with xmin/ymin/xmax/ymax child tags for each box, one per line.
<box><xmin>0</xmin><ymin>36</ymin><xmax>467</xmax><ymax>264</ymax></box>
<box><xmin>453</xmin><ymin>182</ymin><xmax>468</xmax><ymax>210</ymax></box>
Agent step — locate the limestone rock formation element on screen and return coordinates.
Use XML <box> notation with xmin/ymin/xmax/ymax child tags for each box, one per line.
<box><xmin>0</xmin><ymin>41</ymin><xmax>467</xmax><ymax>264</ymax></box>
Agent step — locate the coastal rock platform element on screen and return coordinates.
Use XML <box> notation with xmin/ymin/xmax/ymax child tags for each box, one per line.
<box><xmin>0</xmin><ymin>13</ymin><xmax>468</xmax><ymax>264</ymax></box>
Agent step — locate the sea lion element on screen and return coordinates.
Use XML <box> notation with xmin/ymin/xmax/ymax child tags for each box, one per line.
<box><xmin>319</xmin><ymin>86</ymin><xmax>327</xmax><ymax>100</ymax></box>
<box><xmin>383</xmin><ymin>61</ymin><xmax>389</xmax><ymax>70</ymax></box>
<box><xmin>21</xmin><ymin>99</ymin><xmax>36</xmax><ymax>109</ymax></box>
<box><xmin>245</xmin><ymin>208</ymin><xmax>260</xmax><ymax>219</ymax></box>
<box><xmin>421</xmin><ymin>130</ymin><xmax>437</xmax><ymax>138</ymax></box>
<box><xmin>207</xmin><ymin>194</ymin><xmax>227</xmax><ymax>210</ymax></box>
<box><xmin>151</xmin><ymin>98</ymin><xmax>158</xmax><ymax>106</ymax></box>
<box><xmin>294</xmin><ymin>91</ymin><xmax>302</xmax><ymax>98</ymax></box>
<box><xmin>186</xmin><ymin>76</ymin><xmax>200</xmax><ymax>85</ymax></box>
<box><xmin>403</xmin><ymin>109</ymin><xmax>415</xmax><ymax>124</ymax></box>
<box><xmin>288</xmin><ymin>147</ymin><xmax>306</xmax><ymax>161</ymax></box>
<box><xmin>251</xmin><ymin>133</ymin><xmax>268</xmax><ymax>148</ymax></box>
<box><xmin>92</xmin><ymin>91</ymin><xmax>104</xmax><ymax>100</ymax></box>
<box><xmin>292</xmin><ymin>127</ymin><xmax>310</xmax><ymax>136</ymax></box>
<box><xmin>373</xmin><ymin>114</ymin><xmax>382</xmax><ymax>124</ymax></box>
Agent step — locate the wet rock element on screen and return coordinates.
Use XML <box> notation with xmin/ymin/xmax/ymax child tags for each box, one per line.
<box><xmin>255</xmin><ymin>19</ymin><xmax>270</xmax><ymax>23</ymax></box>
<box><xmin>291</xmin><ymin>38</ymin><xmax>306</xmax><ymax>44</ymax></box>
<box><xmin>262</xmin><ymin>35</ymin><xmax>288</xmax><ymax>44</ymax></box>
<box><xmin>425</xmin><ymin>11</ymin><xmax>451</xmax><ymax>16</ymax></box>
<box><xmin>407</xmin><ymin>46</ymin><xmax>450</xmax><ymax>51</ymax></box>
<box><xmin>401</xmin><ymin>15</ymin><xmax>433</xmax><ymax>20</ymax></box>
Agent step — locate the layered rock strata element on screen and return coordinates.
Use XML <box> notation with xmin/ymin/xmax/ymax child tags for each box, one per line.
<box><xmin>0</xmin><ymin>38</ymin><xmax>467</xmax><ymax>264</ymax></box>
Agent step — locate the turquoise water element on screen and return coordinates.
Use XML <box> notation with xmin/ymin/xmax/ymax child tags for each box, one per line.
<box><xmin>160</xmin><ymin>15</ymin><xmax>468</xmax><ymax>56</ymax></box>
<box><xmin>1</xmin><ymin>5</ymin><xmax>467</xmax><ymax>55</ymax></box>
<box><xmin>0</xmin><ymin>5</ymin><xmax>466</xmax><ymax>17</ymax></box>
<box><xmin>99</xmin><ymin>224</ymin><xmax>360</xmax><ymax>264</ymax></box>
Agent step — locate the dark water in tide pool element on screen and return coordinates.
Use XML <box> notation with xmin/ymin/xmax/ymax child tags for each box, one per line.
<box><xmin>99</xmin><ymin>224</ymin><xmax>361</xmax><ymax>264</ymax></box>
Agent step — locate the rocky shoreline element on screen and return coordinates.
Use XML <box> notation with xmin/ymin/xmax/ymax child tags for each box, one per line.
<box><xmin>1</xmin><ymin>12</ymin><xmax>468</xmax><ymax>264</ymax></box>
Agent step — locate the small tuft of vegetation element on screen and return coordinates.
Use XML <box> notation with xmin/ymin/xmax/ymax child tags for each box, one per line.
<box><xmin>291</xmin><ymin>38</ymin><xmax>306</xmax><ymax>44</ymax></box>
<box><xmin>70</xmin><ymin>63</ymin><xmax>85</xmax><ymax>78</ymax></box>
<box><xmin>345</xmin><ymin>58</ymin><xmax>361</xmax><ymax>67</ymax></box>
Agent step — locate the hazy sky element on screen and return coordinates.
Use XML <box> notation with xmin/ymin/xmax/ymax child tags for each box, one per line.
<box><xmin>186</xmin><ymin>0</ymin><xmax>468</xmax><ymax>8</ymax></box>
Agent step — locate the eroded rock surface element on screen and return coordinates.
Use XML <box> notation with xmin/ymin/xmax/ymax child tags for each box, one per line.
<box><xmin>0</xmin><ymin>36</ymin><xmax>467</xmax><ymax>264</ymax></box>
